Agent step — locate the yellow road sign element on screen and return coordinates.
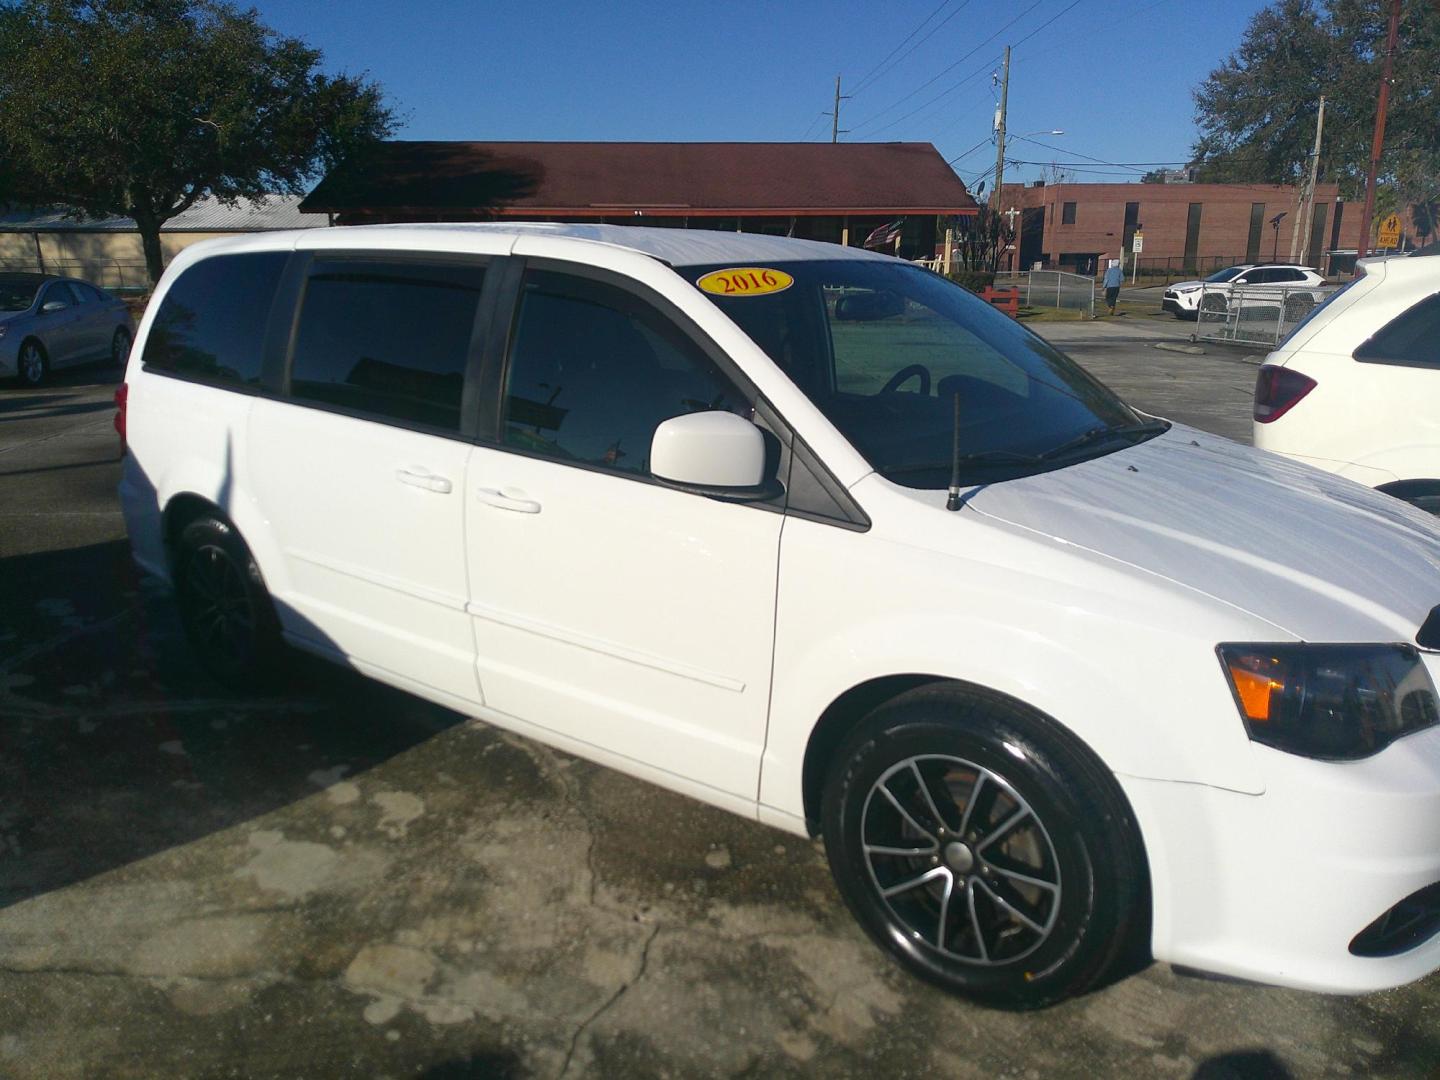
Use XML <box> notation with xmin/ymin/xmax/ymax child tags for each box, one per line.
<box><xmin>1377</xmin><ymin>213</ymin><xmax>1402</xmax><ymax>249</ymax></box>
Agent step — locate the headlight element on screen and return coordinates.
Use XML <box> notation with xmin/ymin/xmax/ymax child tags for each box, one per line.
<box><xmin>0</xmin><ymin>324</ymin><xmax>8</xmax><ymax>340</ymax></box>
<box><xmin>1176</xmin><ymin>286</ymin><xmax>1201</xmax><ymax>294</ymax></box>
<box><xmin>1219</xmin><ymin>643</ymin><xmax>1440</xmax><ymax>760</ymax></box>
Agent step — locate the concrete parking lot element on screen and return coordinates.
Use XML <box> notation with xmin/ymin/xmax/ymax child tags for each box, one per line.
<box><xmin>2</xmin><ymin>321</ymin><xmax>1436</xmax><ymax>1079</ymax></box>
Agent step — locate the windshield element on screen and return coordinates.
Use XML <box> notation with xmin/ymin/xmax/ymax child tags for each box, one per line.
<box><xmin>1205</xmin><ymin>267</ymin><xmax>1246</xmax><ymax>283</ymax></box>
<box><xmin>0</xmin><ymin>275</ymin><xmax>43</xmax><ymax>312</ymax></box>
<box><xmin>681</xmin><ymin>259</ymin><xmax>1156</xmax><ymax>488</ymax></box>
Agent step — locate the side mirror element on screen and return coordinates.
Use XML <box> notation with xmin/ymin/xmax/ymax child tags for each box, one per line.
<box><xmin>41</xmin><ymin>300</ymin><xmax>67</xmax><ymax>314</ymax></box>
<box><xmin>1233</xmin><ymin>277</ymin><xmax>1250</xmax><ymax>286</ymax></box>
<box><xmin>650</xmin><ymin>411</ymin><xmax>780</xmax><ymax>501</ymax></box>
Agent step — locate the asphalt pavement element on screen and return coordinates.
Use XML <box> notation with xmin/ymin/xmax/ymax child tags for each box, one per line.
<box><xmin>1</xmin><ymin>327</ymin><xmax>1435</xmax><ymax>1079</ymax></box>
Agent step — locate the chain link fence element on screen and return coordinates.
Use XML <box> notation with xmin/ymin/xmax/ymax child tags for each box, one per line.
<box><xmin>994</xmin><ymin>270</ymin><xmax>1095</xmax><ymax>318</ymax></box>
<box><xmin>0</xmin><ymin>257</ymin><xmax>151</xmax><ymax>293</ymax></box>
<box><xmin>1192</xmin><ymin>283</ymin><xmax>1337</xmax><ymax>347</ymax></box>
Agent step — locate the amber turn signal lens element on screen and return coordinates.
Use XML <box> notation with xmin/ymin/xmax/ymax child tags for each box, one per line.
<box><xmin>1227</xmin><ymin>661</ymin><xmax>1283</xmax><ymax>722</ymax></box>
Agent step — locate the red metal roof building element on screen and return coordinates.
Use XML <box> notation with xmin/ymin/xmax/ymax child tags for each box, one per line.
<box><xmin>300</xmin><ymin>141</ymin><xmax>977</xmax><ymax>260</ymax></box>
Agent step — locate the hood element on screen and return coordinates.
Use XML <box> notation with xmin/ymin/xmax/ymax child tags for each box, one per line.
<box><xmin>966</xmin><ymin>425</ymin><xmax>1440</xmax><ymax>642</ymax></box>
<box><xmin>0</xmin><ymin>309</ymin><xmax>27</xmax><ymax>324</ymax></box>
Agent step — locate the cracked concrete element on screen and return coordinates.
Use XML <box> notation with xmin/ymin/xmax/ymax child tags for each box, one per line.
<box><xmin>3</xmin><ymin>350</ymin><xmax>1440</xmax><ymax>1079</ymax></box>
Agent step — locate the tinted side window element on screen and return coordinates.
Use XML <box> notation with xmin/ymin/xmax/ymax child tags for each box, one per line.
<box><xmin>289</xmin><ymin>258</ymin><xmax>485</xmax><ymax>432</ymax></box>
<box><xmin>144</xmin><ymin>252</ymin><xmax>288</xmax><ymax>386</ymax></box>
<box><xmin>502</xmin><ymin>270</ymin><xmax>746</xmax><ymax>476</ymax></box>
<box><xmin>1355</xmin><ymin>293</ymin><xmax>1440</xmax><ymax>367</ymax></box>
<box><xmin>41</xmin><ymin>282</ymin><xmax>75</xmax><ymax>307</ymax></box>
<box><xmin>65</xmin><ymin>282</ymin><xmax>90</xmax><ymax>303</ymax></box>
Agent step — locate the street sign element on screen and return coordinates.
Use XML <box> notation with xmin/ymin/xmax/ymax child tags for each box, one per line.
<box><xmin>1132</xmin><ymin>231</ymin><xmax>1144</xmax><ymax>253</ymax></box>
<box><xmin>1377</xmin><ymin>213</ymin><xmax>1402</xmax><ymax>249</ymax></box>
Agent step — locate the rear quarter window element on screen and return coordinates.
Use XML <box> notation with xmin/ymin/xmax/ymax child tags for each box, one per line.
<box><xmin>142</xmin><ymin>252</ymin><xmax>289</xmax><ymax>387</ymax></box>
<box><xmin>1354</xmin><ymin>293</ymin><xmax>1440</xmax><ymax>367</ymax></box>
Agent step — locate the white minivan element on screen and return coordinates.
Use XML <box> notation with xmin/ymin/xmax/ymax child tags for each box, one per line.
<box><xmin>119</xmin><ymin>224</ymin><xmax>1440</xmax><ymax>1008</ymax></box>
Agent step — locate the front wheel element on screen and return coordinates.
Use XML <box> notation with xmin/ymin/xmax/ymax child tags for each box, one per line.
<box><xmin>821</xmin><ymin>685</ymin><xmax>1148</xmax><ymax>1009</ymax></box>
<box><xmin>174</xmin><ymin>515</ymin><xmax>284</xmax><ymax>689</ymax></box>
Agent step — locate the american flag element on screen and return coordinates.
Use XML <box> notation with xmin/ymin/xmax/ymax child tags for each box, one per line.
<box><xmin>863</xmin><ymin>219</ymin><xmax>904</xmax><ymax>249</ymax></box>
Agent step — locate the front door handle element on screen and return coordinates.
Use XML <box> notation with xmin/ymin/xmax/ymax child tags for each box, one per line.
<box><xmin>475</xmin><ymin>487</ymin><xmax>542</xmax><ymax>514</ymax></box>
<box><xmin>396</xmin><ymin>467</ymin><xmax>453</xmax><ymax>494</ymax></box>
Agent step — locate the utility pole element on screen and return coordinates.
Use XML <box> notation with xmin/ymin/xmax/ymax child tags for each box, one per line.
<box><xmin>1358</xmin><ymin>0</ymin><xmax>1402</xmax><ymax>259</ymax></box>
<box><xmin>989</xmin><ymin>47</ymin><xmax>1011</xmax><ymax>211</ymax></box>
<box><xmin>828</xmin><ymin>75</ymin><xmax>851</xmax><ymax>144</ymax></box>
<box><xmin>1291</xmin><ymin>95</ymin><xmax>1326</xmax><ymax>264</ymax></box>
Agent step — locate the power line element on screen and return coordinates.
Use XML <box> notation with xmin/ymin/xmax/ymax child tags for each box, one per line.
<box><xmin>850</xmin><ymin>0</ymin><xmax>971</xmax><ymax>96</ymax></box>
<box><xmin>860</xmin><ymin>62</ymin><xmax>997</xmax><ymax>143</ymax></box>
<box><xmin>1011</xmin><ymin>0</ymin><xmax>1085</xmax><ymax>49</ymax></box>
<box><xmin>848</xmin><ymin>0</ymin><xmax>1043</xmax><ymax>133</ymax></box>
<box><xmin>947</xmin><ymin>135</ymin><xmax>994</xmax><ymax>166</ymax></box>
<box><xmin>1022</xmin><ymin>0</ymin><xmax>1179</xmax><ymax>63</ymax></box>
<box><xmin>798</xmin><ymin>110</ymin><xmax>827</xmax><ymax>141</ymax></box>
<box><xmin>855</xmin><ymin>58</ymin><xmax>999</xmax><ymax>138</ymax></box>
<box><xmin>1009</xmin><ymin>134</ymin><xmax>1147</xmax><ymax>174</ymax></box>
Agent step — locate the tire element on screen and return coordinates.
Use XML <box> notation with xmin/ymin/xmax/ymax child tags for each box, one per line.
<box><xmin>174</xmin><ymin>515</ymin><xmax>284</xmax><ymax>689</ymax></box>
<box><xmin>820</xmin><ymin>684</ymin><xmax>1147</xmax><ymax>1009</ymax></box>
<box><xmin>1283</xmin><ymin>294</ymin><xmax>1315</xmax><ymax>323</ymax></box>
<box><xmin>17</xmin><ymin>339</ymin><xmax>47</xmax><ymax>387</ymax></box>
<box><xmin>111</xmin><ymin>326</ymin><xmax>132</xmax><ymax>367</ymax></box>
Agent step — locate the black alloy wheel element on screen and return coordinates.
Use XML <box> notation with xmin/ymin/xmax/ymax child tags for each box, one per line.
<box><xmin>821</xmin><ymin>684</ymin><xmax>1148</xmax><ymax>1009</ymax></box>
<box><xmin>174</xmin><ymin>515</ymin><xmax>283</xmax><ymax>689</ymax></box>
<box><xmin>111</xmin><ymin>326</ymin><xmax>132</xmax><ymax>367</ymax></box>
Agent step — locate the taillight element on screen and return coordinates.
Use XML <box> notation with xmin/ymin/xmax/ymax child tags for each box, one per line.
<box><xmin>1254</xmin><ymin>365</ymin><xmax>1316</xmax><ymax>423</ymax></box>
<box><xmin>114</xmin><ymin>382</ymin><xmax>128</xmax><ymax>450</ymax></box>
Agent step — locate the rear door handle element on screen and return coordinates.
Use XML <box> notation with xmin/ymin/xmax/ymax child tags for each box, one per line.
<box><xmin>475</xmin><ymin>487</ymin><xmax>542</xmax><ymax>514</ymax></box>
<box><xmin>396</xmin><ymin>467</ymin><xmax>453</xmax><ymax>494</ymax></box>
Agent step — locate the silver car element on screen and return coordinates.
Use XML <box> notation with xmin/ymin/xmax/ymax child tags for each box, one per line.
<box><xmin>0</xmin><ymin>273</ymin><xmax>136</xmax><ymax>387</ymax></box>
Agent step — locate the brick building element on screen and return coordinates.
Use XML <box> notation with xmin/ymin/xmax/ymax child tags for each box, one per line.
<box><xmin>302</xmin><ymin>141</ymin><xmax>978</xmax><ymax>261</ymax></box>
<box><xmin>996</xmin><ymin>180</ymin><xmax>1365</xmax><ymax>277</ymax></box>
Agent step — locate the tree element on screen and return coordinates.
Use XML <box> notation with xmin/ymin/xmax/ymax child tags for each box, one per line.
<box><xmin>952</xmin><ymin>206</ymin><xmax>1015</xmax><ymax>275</ymax></box>
<box><xmin>0</xmin><ymin>0</ymin><xmax>395</xmax><ymax>283</ymax></box>
<box><xmin>1190</xmin><ymin>0</ymin><xmax>1439</xmax><ymax>202</ymax></box>
<box><xmin>1413</xmin><ymin>199</ymin><xmax>1439</xmax><ymax>245</ymax></box>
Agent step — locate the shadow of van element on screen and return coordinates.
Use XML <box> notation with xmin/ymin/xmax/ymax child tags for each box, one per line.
<box><xmin>0</xmin><ymin>451</ymin><xmax>468</xmax><ymax>913</ymax></box>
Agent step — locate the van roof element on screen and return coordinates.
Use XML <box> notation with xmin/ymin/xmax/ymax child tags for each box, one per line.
<box><xmin>219</xmin><ymin>221</ymin><xmax>901</xmax><ymax>268</ymax></box>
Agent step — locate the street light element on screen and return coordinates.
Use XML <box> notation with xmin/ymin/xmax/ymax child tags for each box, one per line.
<box><xmin>1270</xmin><ymin>212</ymin><xmax>1288</xmax><ymax>261</ymax></box>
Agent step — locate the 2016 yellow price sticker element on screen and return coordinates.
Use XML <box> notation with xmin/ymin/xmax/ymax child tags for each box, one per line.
<box><xmin>696</xmin><ymin>267</ymin><xmax>794</xmax><ymax>297</ymax></box>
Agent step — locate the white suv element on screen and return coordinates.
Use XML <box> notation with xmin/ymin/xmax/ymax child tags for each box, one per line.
<box><xmin>119</xmin><ymin>223</ymin><xmax>1440</xmax><ymax>1007</ymax></box>
<box><xmin>1253</xmin><ymin>247</ymin><xmax>1440</xmax><ymax>509</ymax></box>
<box><xmin>1163</xmin><ymin>263</ymin><xmax>1325</xmax><ymax>319</ymax></box>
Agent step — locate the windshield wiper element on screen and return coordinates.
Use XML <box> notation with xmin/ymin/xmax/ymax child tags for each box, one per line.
<box><xmin>1037</xmin><ymin>418</ymin><xmax>1169</xmax><ymax>461</ymax></box>
<box><xmin>885</xmin><ymin>448</ymin><xmax>1042</xmax><ymax>478</ymax></box>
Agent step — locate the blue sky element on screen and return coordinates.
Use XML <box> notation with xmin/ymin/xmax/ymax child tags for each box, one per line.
<box><xmin>255</xmin><ymin>0</ymin><xmax>1273</xmax><ymax>190</ymax></box>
